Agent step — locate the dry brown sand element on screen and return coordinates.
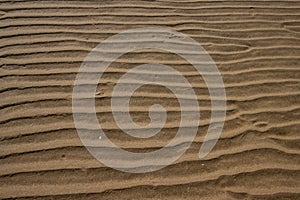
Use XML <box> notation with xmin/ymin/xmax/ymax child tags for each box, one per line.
<box><xmin>1</xmin><ymin>0</ymin><xmax>300</xmax><ymax>199</ymax></box>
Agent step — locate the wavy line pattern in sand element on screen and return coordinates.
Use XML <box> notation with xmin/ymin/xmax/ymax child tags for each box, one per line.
<box><xmin>0</xmin><ymin>0</ymin><xmax>300</xmax><ymax>199</ymax></box>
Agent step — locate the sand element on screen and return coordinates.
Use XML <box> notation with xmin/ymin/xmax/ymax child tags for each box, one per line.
<box><xmin>1</xmin><ymin>0</ymin><xmax>300</xmax><ymax>199</ymax></box>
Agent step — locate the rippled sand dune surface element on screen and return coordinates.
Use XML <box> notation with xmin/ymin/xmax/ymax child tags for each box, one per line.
<box><xmin>1</xmin><ymin>0</ymin><xmax>300</xmax><ymax>199</ymax></box>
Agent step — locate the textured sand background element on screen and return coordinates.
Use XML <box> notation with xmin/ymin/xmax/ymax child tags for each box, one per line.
<box><xmin>1</xmin><ymin>0</ymin><xmax>300</xmax><ymax>199</ymax></box>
